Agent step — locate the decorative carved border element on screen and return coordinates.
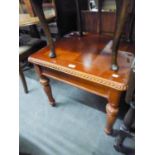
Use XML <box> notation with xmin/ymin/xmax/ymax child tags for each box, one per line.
<box><xmin>29</xmin><ymin>57</ymin><xmax>127</xmax><ymax>91</ymax></box>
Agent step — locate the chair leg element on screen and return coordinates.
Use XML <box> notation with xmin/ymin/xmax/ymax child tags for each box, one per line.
<box><xmin>19</xmin><ymin>66</ymin><xmax>28</xmax><ymax>93</ymax></box>
<box><xmin>111</xmin><ymin>0</ymin><xmax>130</xmax><ymax>71</ymax></box>
<box><xmin>30</xmin><ymin>0</ymin><xmax>56</xmax><ymax>58</ymax></box>
<box><xmin>114</xmin><ymin>101</ymin><xmax>135</xmax><ymax>151</ymax></box>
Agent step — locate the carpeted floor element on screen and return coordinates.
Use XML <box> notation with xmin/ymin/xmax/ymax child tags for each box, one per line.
<box><xmin>19</xmin><ymin>68</ymin><xmax>134</xmax><ymax>155</ymax></box>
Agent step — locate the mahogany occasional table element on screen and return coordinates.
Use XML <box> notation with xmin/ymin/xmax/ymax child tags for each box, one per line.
<box><xmin>29</xmin><ymin>33</ymin><xmax>134</xmax><ymax>134</ymax></box>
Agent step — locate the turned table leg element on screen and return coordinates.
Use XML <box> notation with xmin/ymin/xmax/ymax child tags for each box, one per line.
<box><xmin>40</xmin><ymin>77</ymin><xmax>56</xmax><ymax>106</ymax></box>
<box><xmin>34</xmin><ymin>65</ymin><xmax>56</xmax><ymax>106</ymax></box>
<box><xmin>104</xmin><ymin>89</ymin><xmax>121</xmax><ymax>134</ymax></box>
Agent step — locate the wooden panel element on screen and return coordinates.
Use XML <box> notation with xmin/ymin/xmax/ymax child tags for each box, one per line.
<box><xmin>82</xmin><ymin>11</ymin><xmax>116</xmax><ymax>34</ymax></box>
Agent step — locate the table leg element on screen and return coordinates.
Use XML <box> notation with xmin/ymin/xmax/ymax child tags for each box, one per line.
<box><xmin>34</xmin><ymin>65</ymin><xmax>56</xmax><ymax>106</ymax></box>
<box><xmin>40</xmin><ymin>77</ymin><xmax>56</xmax><ymax>106</ymax></box>
<box><xmin>104</xmin><ymin>89</ymin><xmax>121</xmax><ymax>134</ymax></box>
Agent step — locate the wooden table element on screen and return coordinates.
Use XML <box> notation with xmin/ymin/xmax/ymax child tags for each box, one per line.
<box><xmin>29</xmin><ymin>33</ymin><xmax>134</xmax><ymax>134</ymax></box>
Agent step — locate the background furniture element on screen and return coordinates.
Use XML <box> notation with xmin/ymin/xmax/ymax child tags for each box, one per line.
<box><xmin>23</xmin><ymin>0</ymin><xmax>36</xmax><ymax>16</ymax></box>
<box><xmin>19</xmin><ymin>0</ymin><xmax>56</xmax><ymax>38</ymax></box>
<box><xmin>19</xmin><ymin>37</ymin><xmax>46</xmax><ymax>93</ymax></box>
<box><xmin>114</xmin><ymin>61</ymin><xmax>135</xmax><ymax>153</ymax></box>
<box><xmin>19</xmin><ymin>13</ymin><xmax>56</xmax><ymax>28</ymax></box>
<box><xmin>54</xmin><ymin>0</ymin><xmax>88</xmax><ymax>37</ymax></box>
<box><xmin>82</xmin><ymin>10</ymin><xmax>116</xmax><ymax>34</ymax></box>
<box><xmin>19</xmin><ymin>0</ymin><xmax>56</xmax><ymax>93</ymax></box>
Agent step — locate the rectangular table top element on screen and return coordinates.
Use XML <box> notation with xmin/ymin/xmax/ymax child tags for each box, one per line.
<box><xmin>29</xmin><ymin>33</ymin><xmax>134</xmax><ymax>91</ymax></box>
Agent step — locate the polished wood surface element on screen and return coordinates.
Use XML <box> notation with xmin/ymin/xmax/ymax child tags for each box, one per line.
<box><xmin>29</xmin><ymin>33</ymin><xmax>134</xmax><ymax>90</ymax></box>
<box><xmin>29</xmin><ymin>0</ymin><xmax>133</xmax><ymax>71</ymax></box>
<box><xmin>19</xmin><ymin>12</ymin><xmax>56</xmax><ymax>27</ymax></box>
<box><xmin>29</xmin><ymin>33</ymin><xmax>134</xmax><ymax>134</ymax></box>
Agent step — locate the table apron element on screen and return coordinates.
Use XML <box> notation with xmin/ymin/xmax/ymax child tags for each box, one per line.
<box><xmin>39</xmin><ymin>66</ymin><xmax>123</xmax><ymax>99</ymax></box>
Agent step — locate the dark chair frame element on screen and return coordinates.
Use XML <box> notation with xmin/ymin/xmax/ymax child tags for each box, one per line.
<box><xmin>19</xmin><ymin>37</ymin><xmax>46</xmax><ymax>93</ymax></box>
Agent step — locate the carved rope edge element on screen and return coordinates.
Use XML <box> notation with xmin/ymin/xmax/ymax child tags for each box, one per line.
<box><xmin>29</xmin><ymin>57</ymin><xmax>127</xmax><ymax>91</ymax></box>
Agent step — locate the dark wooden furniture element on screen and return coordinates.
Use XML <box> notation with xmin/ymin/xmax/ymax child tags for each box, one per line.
<box><xmin>19</xmin><ymin>0</ymin><xmax>55</xmax><ymax>93</ymax></box>
<box><xmin>29</xmin><ymin>0</ymin><xmax>135</xmax><ymax>134</ymax></box>
<box><xmin>54</xmin><ymin>0</ymin><xmax>88</xmax><ymax>37</ymax></box>
<box><xmin>20</xmin><ymin>0</ymin><xmax>56</xmax><ymax>38</ymax></box>
<box><xmin>19</xmin><ymin>37</ymin><xmax>46</xmax><ymax>93</ymax></box>
<box><xmin>20</xmin><ymin>0</ymin><xmax>39</xmax><ymax>38</ymax></box>
<box><xmin>114</xmin><ymin>101</ymin><xmax>135</xmax><ymax>153</ymax></box>
<box><xmin>82</xmin><ymin>11</ymin><xmax>116</xmax><ymax>34</ymax></box>
<box><xmin>115</xmin><ymin>0</ymin><xmax>135</xmax><ymax>43</ymax></box>
<box><xmin>114</xmin><ymin>61</ymin><xmax>135</xmax><ymax>152</ymax></box>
